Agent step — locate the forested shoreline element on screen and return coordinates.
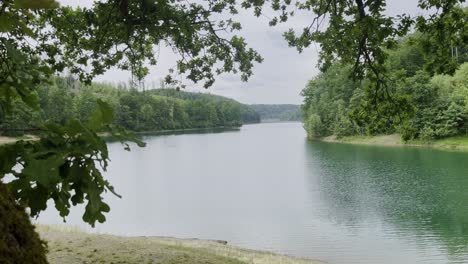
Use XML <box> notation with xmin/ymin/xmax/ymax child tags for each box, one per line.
<box><xmin>250</xmin><ymin>104</ymin><xmax>302</xmax><ymax>122</ymax></box>
<box><xmin>0</xmin><ymin>80</ymin><xmax>262</xmax><ymax>136</ymax></box>
<box><xmin>302</xmin><ymin>34</ymin><xmax>468</xmax><ymax>142</ymax></box>
<box><xmin>0</xmin><ymin>78</ymin><xmax>309</xmax><ymax>137</ymax></box>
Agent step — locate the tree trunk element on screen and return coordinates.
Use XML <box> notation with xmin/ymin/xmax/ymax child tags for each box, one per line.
<box><xmin>0</xmin><ymin>181</ymin><xmax>48</xmax><ymax>264</ymax></box>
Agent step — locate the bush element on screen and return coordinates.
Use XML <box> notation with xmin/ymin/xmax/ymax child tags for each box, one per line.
<box><xmin>333</xmin><ymin>116</ymin><xmax>355</xmax><ymax>138</ymax></box>
<box><xmin>419</xmin><ymin>126</ymin><xmax>436</xmax><ymax>141</ymax></box>
<box><xmin>305</xmin><ymin>113</ymin><xmax>325</xmax><ymax>138</ymax></box>
<box><xmin>399</xmin><ymin>122</ymin><xmax>418</xmax><ymax>142</ymax></box>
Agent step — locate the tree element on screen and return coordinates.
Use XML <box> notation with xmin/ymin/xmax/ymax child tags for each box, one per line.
<box><xmin>0</xmin><ymin>183</ymin><xmax>48</xmax><ymax>263</ymax></box>
<box><xmin>251</xmin><ymin>0</ymin><xmax>466</xmax><ymax>119</ymax></box>
<box><xmin>257</xmin><ymin>1</ymin><xmax>466</xmax><ymax>77</ymax></box>
<box><xmin>302</xmin><ymin>63</ymin><xmax>359</xmax><ymax>137</ymax></box>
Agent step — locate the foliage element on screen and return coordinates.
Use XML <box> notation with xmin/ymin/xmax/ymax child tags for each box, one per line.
<box><xmin>0</xmin><ymin>97</ymin><xmax>146</xmax><ymax>226</ymax></box>
<box><xmin>304</xmin><ymin>113</ymin><xmax>325</xmax><ymax>138</ymax></box>
<box><xmin>240</xmin><ymin>106</ymin><xmax>261</xmax><ymax>124</ymax></box>
<box><xmin>245</xmin><ymin>0</ymin><xmax>466</xmax><ymax>84</ymax></box>
<box><xmin>151</xmin><ymin>88</ymin><xmax>260</xmax><ymax>124</ymax></box>
<box><xmin>249</xmin><ymin>104</ymin><xmax>302</xmax><ymax>121</ymax></box>
<box><xmin>303</xmin><ymin>35</ymin><xmax>468</xmax><ymax>141</ymax></box>
<box><xmin>1</xmin><ymin>81</ymin><xmax>257</xmax><ymax>134</ymax></box>
<box><xmin>117</xmin><ymin>89</ymin><xmax>246</xmax><ymax>130</ymax></box>
<box><xmin>245</xmin><ymin>1</ymin><xmax>466</xmax><ymax>122</ymax></box>
<box><xmin>302</xmin><ymin>63</ymin><xmax>361</xmax><ymax>137</ymax></box>
<box><xmin>38</xmin><ymin>0</ymin><xmax>263</xmax><ymax>88</ymax></box>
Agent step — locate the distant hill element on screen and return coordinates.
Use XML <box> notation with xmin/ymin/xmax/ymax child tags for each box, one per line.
<box><xmin>151</xmin><ymin>90</ymin><xmax>302</xmax><ymax>123</ymax></box>
<box><xmin>249</xmin><ymin>104</ymin><xmax>302</xmax><ymax>122</ymax></box>
<box><xmin>151</xmin><ymin>89</ymin><xmax>260</xmax><ymax>124</ymax></box>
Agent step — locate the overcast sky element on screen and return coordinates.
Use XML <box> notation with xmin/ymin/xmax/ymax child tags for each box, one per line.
<box><xmin>59</xmin><ymin>0</ymin><xmax>422</xmax><ymax>104</ymax></box>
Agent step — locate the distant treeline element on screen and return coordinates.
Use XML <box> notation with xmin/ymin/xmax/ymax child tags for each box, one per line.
<box><xmin>303</xmin><ymin>33</ymin><xmax>468</xmax><ymax>141</ymax></box>
<box><xmin>249</xmin><ymin>104</ymin><xmax>302</xmax><ymax>122</ymax></box>
<box><xmin>0</xmin><ymin>79</ymin><xmax>261</xmax><ymax>135</ymax></box>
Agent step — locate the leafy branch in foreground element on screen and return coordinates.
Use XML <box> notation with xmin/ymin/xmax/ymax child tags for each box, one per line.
<box><xmin>37</xmin><ymin>0</ymin><xmax>263</xmax><ymax>88</ymax></box>
<box><xmin>241</xmin><ymin>0</ymin><xmax>466</xmax><ymax>121</ymax></box>
<box><xmin>0</xmin><ymin>99</ymin><xmax>144</xmax><ymax>226</ymax></box>
<box><xmin>243</xmin><ymin>0</ymin><xmax>465</xmax><ymax>76</ymax></box>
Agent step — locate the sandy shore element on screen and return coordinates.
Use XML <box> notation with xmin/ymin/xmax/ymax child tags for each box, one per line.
<box><xmin>37</xmin><ymin>225</ymin><xmax>325</xmax><ymax>264</ymax></box>
<box><xmin>0</xmin><ymin>135</ymin><xmax>38</xmax><ymax>145</ymax></box>
<box><xmin>0</xmin><ymin>136</ymin><xmax>22</xmax><ymax>145</ymax></box>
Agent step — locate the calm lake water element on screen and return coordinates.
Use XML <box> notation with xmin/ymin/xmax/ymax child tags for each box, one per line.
<box><xmin>38</xmin><ymin>122</ymin><xmax>468</xmax><ymax>264</ymax></box>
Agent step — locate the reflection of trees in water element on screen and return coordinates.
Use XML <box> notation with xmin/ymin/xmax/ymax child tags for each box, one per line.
<box><xmin>304</xmin><ymin>142</ymin><xmax>468</xmax><ymax>256</ymax></box>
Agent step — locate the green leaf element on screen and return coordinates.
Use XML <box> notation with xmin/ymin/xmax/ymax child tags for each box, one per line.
<box><xmin>82</xmin><ymin>184</ymin><xmax>110</xmax><ymax>226</ymax></box>
<box><xmin>0</xmin><ymin>143</ymin><xmax>23</xmax><ymax>175</ymax></box>
<box><xmin>23</xmin><ymin>155</ymin><xmax>64</xmax><ymax>188</ymax></box>
<box><xmin>22</xmin><ymin>91</ymin><xmax>40</xmax><ymax>110</ymax></box>
<box><xmin>87</xmin><ymin>99</ymin><xmax>114</xmax><ymax>130</ymax></box>
<box><xmin>13</xmin><ymin>0</ymin><xmax>59</xmax><ymax>9</ymax></box>
<box><xmin>0</xmin><ymin>15</ymin><xmax>17</xmax><ymax>33</ymax></box>
<box><xmin>27</xmin><ymin>185</ymin><xmax>50</xmax><ymax>216</ymax></box>
<box><xmin>5</xmin><ymin>41</ymin><xmax>26</xmax><ymax>62</ymax></box>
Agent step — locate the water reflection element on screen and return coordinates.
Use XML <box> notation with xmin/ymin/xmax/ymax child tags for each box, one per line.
<box><xmin>305</xmin><ymin>142</ymin><xmax>468</xmax><ymax>263</ymax></box>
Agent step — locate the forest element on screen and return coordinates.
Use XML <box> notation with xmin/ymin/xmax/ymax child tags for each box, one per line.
<box><xmin>302</xmin><ymin>34</ymin><xmax>468</xmax><ymax>141</ymax></box>
<box><xmin>250</xmin><ymin>104</ymin><xmax>302</xmax><ymax>122</ymax></box>
<box><xmin>0</xmin><ymin>79</ymin><xmax>261</xmax><ymax>135</ymax></box>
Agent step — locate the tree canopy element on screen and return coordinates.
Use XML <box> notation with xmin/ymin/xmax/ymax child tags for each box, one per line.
<box><xmin>249</xmin><ymin>104</ymin><xmax>302</xmax><ymax>121</ymax></box>
<box><xmin>302</xmin><ymin>35</ymin><xmax>468</xmax><ymax>140</ymax></box>
<box><xmin>0</xmin><ymin>78</ymin><xmax>259</xmax><ymax>134</ymax></box>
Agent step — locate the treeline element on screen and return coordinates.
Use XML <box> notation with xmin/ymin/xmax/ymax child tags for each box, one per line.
<box><xmin>303</xmin><ymin>34</ymin><xmax>468</xmax><ymax>141</ymax></box>
<box><xmin>0</xmin><ymin>79</ymin><xmax>261</xmax><ymax>135</ymax></box>
<box><xmin>250</xmin><ymin>104</ymin><xmax>302</xmax><ymax>121</ymax></box>
<box><xmin>150</xmin><ymin>89</ymin><xmax>260</xmax><ymax>124</ymax></box>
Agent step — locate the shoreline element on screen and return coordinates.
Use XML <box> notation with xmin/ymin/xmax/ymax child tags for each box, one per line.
<box><xmin>133</xmin><ymin>125</ymin><xmax>242</xmax><ymax>135</ymax></box>
<box><xmin>0</xmin><ymin>135</ymin><xmax>38</xmax><ymax>146</ymax></box>
<box><xmin>37</xmin><ymin>225</ymin><xmax>325</xmax><ymax>264</ymax></box>
<box><xmin>316</xmin><ymin>134</ymin><xmax>468</xmax><ymax>152</ymax></box>
<box><xmin>0</xmin><ymin>126</ymin><xmax>244</xmax><ymax>146</ymax></box>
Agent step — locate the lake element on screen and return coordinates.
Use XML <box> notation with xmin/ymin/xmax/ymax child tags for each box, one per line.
<box><xmin>38</xmin><ymin>122</ymin><xmax>468</xmax><ymax>264</ymax></box>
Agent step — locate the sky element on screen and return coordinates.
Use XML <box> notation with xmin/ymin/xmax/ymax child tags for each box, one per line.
<box><xmin>58</xmin><ymin>0</ymin><xmax>422</xmax><ymax>104</ymax></box>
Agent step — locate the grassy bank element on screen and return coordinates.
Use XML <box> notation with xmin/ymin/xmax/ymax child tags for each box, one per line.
<box><xmin>320</xmin><ymin>134</ymin><xmax>468</xmax><ymax>151</ymax></box>
<box><xmin>37</xmin><ymin>225</ymin><xmax>324</xmax><ymax>264</ymax></box>
<box><xmin>134</xmin><ymin>126</ymin><xmax>241</xmax><ymax>136</ymax></box>
<box><xmin>0</xmin><ymin>126</ymin><xmax>242</xmax><ymax>146</ymax></box>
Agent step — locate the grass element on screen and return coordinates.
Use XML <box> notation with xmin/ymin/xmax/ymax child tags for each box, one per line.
<box><xmin>320</xmin><ymin>134</ymin><xmax>468</xmax><ymax>152</ymax></box>
<box><xmin>37</xmin><ymin>225</ymin><xmax>325</xmax><ymax>264</ymax></box>
<box><xmin>321</xmin><ymin>134</ymin><xmax>403</xmax><ymax>146</ymax></box>
<box><xmin>408</xmin><ymin>135</ymin><xmax>468</xmax><ymax>151</ymax></box>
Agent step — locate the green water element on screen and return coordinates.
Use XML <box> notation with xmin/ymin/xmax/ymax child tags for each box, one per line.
<box><xmin>39</xmin><ymin>122</ymin><xmax>468</xmax><ymax>263</ymax></box>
